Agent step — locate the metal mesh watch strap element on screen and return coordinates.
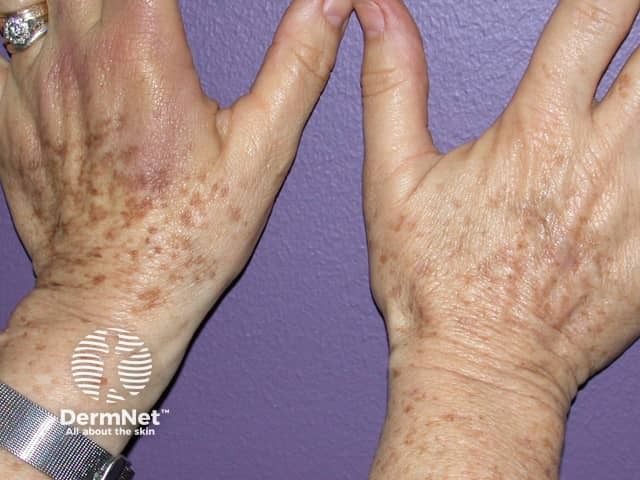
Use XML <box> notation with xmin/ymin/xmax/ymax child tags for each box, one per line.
<box><xmin>0</xmin><ymin>383</ymin><xmax>134</xmax><ymax>480</ymax></box>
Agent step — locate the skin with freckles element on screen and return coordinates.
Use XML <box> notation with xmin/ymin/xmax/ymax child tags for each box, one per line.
<box><xmin>0</xmin><ymin>0</ymin><xmax>352</xmax><ymax>477</ymax></box>
<box><xmin>353</xmin><ymin>0</ymin><xmax>640</xmax><ymax>478</ymax></box>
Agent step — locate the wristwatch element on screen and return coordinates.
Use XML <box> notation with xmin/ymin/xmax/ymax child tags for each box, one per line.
<box><xmin>0</xmin><ymin>383</ymin><xmax>135</xmax><ymax>480</ymax></box>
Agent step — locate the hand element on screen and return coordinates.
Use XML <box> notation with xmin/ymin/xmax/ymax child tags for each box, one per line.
<box><xmin>0</xmin><ymin>0</ymin><xmax>351</xmax><ymax>464</ymax></box>
<box><xmin>355</xmin><ymin>0</ymin><xmax>640</xmax><ymax>478</ymax></box>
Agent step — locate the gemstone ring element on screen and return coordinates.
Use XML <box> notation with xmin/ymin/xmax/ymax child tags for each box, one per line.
<box><xmin>0</xmin><ymin>3</ymin><xmax>48</xmax><ymax>55</ymax></box>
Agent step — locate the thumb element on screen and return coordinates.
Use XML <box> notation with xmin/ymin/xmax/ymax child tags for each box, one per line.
<box><xmin>356</xmin><ymin>0</ymin><xmax>439</xmax><ymax>204</ymax></box>
<box><xmin>223</xmin><ymin>0</ymin><xmax>352</xmax><ymax>178</ymax></box>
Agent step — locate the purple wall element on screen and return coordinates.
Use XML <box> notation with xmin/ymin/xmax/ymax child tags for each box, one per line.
<box><xmin>1</xmin><ymin>1</ymin><xmax>639</xmax><ymax>478</ymax></box>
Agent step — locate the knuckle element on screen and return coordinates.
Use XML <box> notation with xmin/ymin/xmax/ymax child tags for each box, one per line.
<box><xmin>361</xmin><ymin>66</ymin><xmax>419</xmax><ymax>99</ymax></box>
<box><xmin>567</xmin><ymin>0</ymin><xmax>625</xmax><ymax>34</ymax></box>
<box><xmin>610</xmin><ymin>72</ymin><xmax>640</xmax><ymax>114</ymax></box>
<box><xmin>6</xmin><ymin>133</ymin><xmax>42</xmax><ymax>176</ymax></box>
<box><xmin>277</xmin><ymin>35</ymin><xmax>334</xmax><ymax>86</ymax></box>
<box><xmin>502</xmin><ymin>100</ymin><xmax>576</xmax><ymax>152</ymax></box>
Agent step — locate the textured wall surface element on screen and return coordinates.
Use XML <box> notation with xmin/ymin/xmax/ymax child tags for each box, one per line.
<box><xmin>1</xmin><ymin>1</ymin><xmax>639</xmax><ymax>478</ymax></box>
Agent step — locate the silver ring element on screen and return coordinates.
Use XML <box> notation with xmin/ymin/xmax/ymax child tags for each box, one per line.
<box><xmin>0</xmin><ymin>3</ymin><xmax>49</xmax><ymax>55</ymax></box>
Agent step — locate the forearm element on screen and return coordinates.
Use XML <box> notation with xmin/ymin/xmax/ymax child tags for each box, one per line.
<box><xmin>371</xmin><ymin>336</ymin><xmax>571</xmax><ymax>479</ymax></box>
<box><xmin>0</xmin><ymin>285</ymin><xmax>214</xmax><ymax>478</ymax></box>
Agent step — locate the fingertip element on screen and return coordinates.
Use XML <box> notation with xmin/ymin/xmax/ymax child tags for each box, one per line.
<box><xmin>354</xmin><ymin>0</ymin><xmax>385</xmax><ymax>38</ymax></box>
<box><xmin>356</xmin><ymin>0</ymin><xmax>428</xmax><ymax>71</ymax></box>
<box><xmin>323</xmin><ymin>0</ymin><xmax>354</xmax><ymax>29</ymax></box>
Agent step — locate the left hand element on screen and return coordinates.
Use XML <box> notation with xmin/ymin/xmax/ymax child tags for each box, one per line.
<box><xmin>0</xmin><ymin>0</ymin><xmax>351</xmax><ymax>461</ymax></box>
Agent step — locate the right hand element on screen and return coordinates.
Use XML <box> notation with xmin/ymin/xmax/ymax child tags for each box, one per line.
<box><xmin>354</xmin><ymin>0</ymin><xmax>640</xmax><ymax>477</ymax></box>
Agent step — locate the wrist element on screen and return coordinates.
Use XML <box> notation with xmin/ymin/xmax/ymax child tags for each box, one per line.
<box><xmin>29</xmin><ymin>258</ymin><xmax>223</xmax><ymax>352</ymax></box>
<box><xmin>372</xmin><ymin>330</ymin><xmax>572</xmax><ymax>480</ymax></box>
<box><xmin>0</xmin><ymin>284</ymin><xmax>209</xmax><ymax>455</ymax></box>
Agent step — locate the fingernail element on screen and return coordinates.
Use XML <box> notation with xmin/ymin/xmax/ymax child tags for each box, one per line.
<box><xmin>323</xmin><ymin>0</ymin><xmax>352</xmax><ymax>29</ymax></box>
<box><xmin>355</xmin><ymin>1</ymin><xmax>385</xmax><ymax>38</ymax></box>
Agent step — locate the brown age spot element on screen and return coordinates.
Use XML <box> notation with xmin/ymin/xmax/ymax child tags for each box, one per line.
<box><xmin>148</xmin><ymin>227</ymin><xmax>158</xmax><ymax>235</ymax></box>
<box><xmin>87</xmin><ymin>113</ymin><xmax>126</xmax><ymax>151</ymax></box>
<box><xmin>403</xmin><ymin>403</ymin><xmax>414</xmax><ymax>413</ymax></box>
<box><xmin>173</xmin><ymin>234</ymin><xmax>191</xmax><ymax>251</ymax></box>
<box><xmin>186</xmin><ymin>254</ymin><xmax>204</xmax><ymax>269</ymax></box>
<box><xmin>87</xmin><ymin>180</ymin><xmax>100</xmax><ymax>196</ymax></box>
<box><xmin>36</xmin><ymin>344</ymin><xmax>46</xmax><ymax>352</ymax></box>
<box><xmin>89</xmin><ymin>204</ymin><xmax>109</xmax><ymax>222</ymax></box>
<box><xmin>379</xmin><ymin>254</ymin><xmax>388</xmax><ymax>265</ymax></box>
<box><xmin>33</xmin><ymin>207</ymin><xmax>45</xmax><ymax>220</ymax></box>
<box><xmin>488</xmin><ymin>195</ymin><xmax>501</xmax><ymax>209</ymax></box>
<box><xmin>189</xmin><ymin>192</ymin><xmax>205</xmax><ymax>212</ymax></box>
<box><xmin>92</xmin><ymin>275</ymin><xmax>106</xmax><ymax>285</ymax></box>
<box><xmin>136</xmin><ymin>287</ymin><xmax>163</xmax><ymax>312</ymax></box>
<box><xmin>180</xmin><ymin>210</ymin><xmax>194</xmax><ymax>227</ymax></box>
<box><xmin>153</xmin><ymin>246</ymin><xmax>163</xmax><ymax>255</ymax></box>
<box><xmin>122</xmin><ymin>197</ymin><xmax>153</xmax><ymax>226</ymax></box>
<box><xmin>392</xmin><ymin>215</ymin><xmax>406</xmax><ymax>232</ymax></box>
<box><xmin>390</xmin><ymin>284</ymin><xmax>402</xmax><ymax>299</ymax></box>
<box><xmin>228</xmin><ymin>206</ymin><xmax>242</xmax><ymax>223</ymax></box>
<box><xmin>615</xmin><ymin>73</ymin><xmax>632</xmax><ymax>100</ymax></box>
<box><xmin>45</xmin><ymin>137</ymin><xmax>67</xmax><ymax>158</ymax></box>
<box><xmin>408</xmin><ymin>388</ymin><xmax>426</xmax><ymax>402</ymax></box>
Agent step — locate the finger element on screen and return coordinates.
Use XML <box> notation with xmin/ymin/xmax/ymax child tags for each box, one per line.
<box><xmin>101</xmin><ymin>0</ymin><xmax>193</xmax><ymax>68</ymax></box>
<box><xmin>102</xmin><ymin>0</ymin><xmax>184</xmax><ymax>39</ymax></box>
<box><xmin>222</xmin><ymin>0</ymin><xmax>352</xmax><ymax>180</ymax></box>
<box><xmin>47</xmin><ymin>0</ymin><xmax>102</xmax><ymax>34</ymax></box>
<box><xmin>516</xmin><ymin>0</ymin><xmax>640</xmax><ymax>111</ymax></box>
<box><xmin>0</xmin><ymin>0</ymin><xmax>51</xmax><ymax>68</ymax></box>
<box><xmin>355</xmin><ymin>0</ymin><xmax>438</xmax><ymax>203</ymax></box>
<box><xmin>595</xmin><ymin>46</ymin><xmax>640</xmax><ymax>134</ymax></box>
